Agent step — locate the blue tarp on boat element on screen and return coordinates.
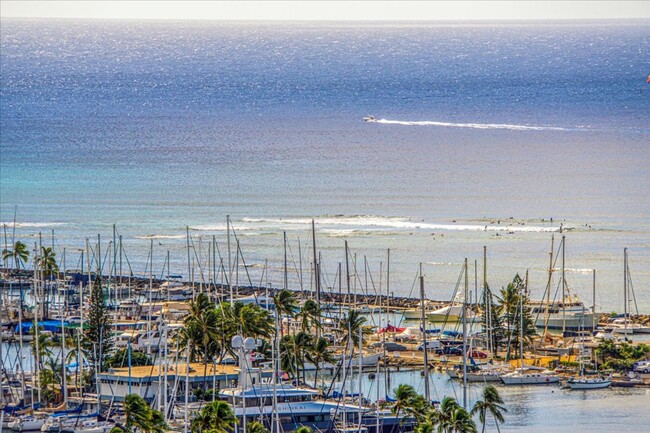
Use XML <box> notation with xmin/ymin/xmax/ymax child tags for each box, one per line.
<box><xmin>14</xmin><ymin>320</ymin><xmax>71</xmax><ymax>333</ymax></box>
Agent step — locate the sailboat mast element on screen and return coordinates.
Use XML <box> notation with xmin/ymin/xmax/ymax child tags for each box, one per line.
<box><xmin>462</xmin><ymin>258</ymin><xmax>468</xmax><ymax>410</ymax></box>
<box><xmin>623</xmin><ymin>248</ymin><xmax>627</xmax><ymax>335</ymax></box>
<box><xmin>519</xmin><ymin>272</ymin><xmax>525</xmax><ymax>365</ymax></box>
<box><xmin>284</xmin><ymin>231</ymin><xmax>288</xmax><ymax>291</ymax></box>
<box><xmin>312</xmin><ymin>219</ymin><xmax>320</xmax><ymax>304</ymax></box>
<box><xmin>544</xmin><ymin>235</ymin><xmax>555</xmax><ymax>333</ymax></box>
<box><xmin>561</xmin><ymin>235</ymin><xmax>566</xmax><ymax>335</ymax></box>
<box><xmin>345</xmin><ymin>241</ymin><xmax>351</xmax><ymax>306</ymax></box>
<box><xmin>227</xmin><ymin>215</ymin><xmax>232</xmax><ymax>303</ymax></box>
<box><xmin>419</xmin><ymin>264</ymin><xmax>430</xmax><ymax>403</ymax></box>
<box><xmin>592</xmin><ymin>269</ymin><xmax>596</xmax><ymax>330</ymax></box>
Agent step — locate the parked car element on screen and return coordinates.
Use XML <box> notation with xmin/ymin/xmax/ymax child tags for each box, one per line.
<box><xmin>394</xmin><ymin>334</ymin><xmax>417</xmax><ymax>343</ymax></box>
<box><xmin>371</xmin><ymin>341</ymin><xmax>407</xmax><ymax>352</ymax></box>
<box><xmin>441</xmin><ymin>345</ymin><xmax>464</xmax><ymax>356</ymax></box>
<box><xmin>633</xmin><ymin>360</ymin><xmax>650</xmax><ymax>373</ymax></box>
<box><xmin>416</xmin><ymin>340</ymin><xmax>442</xmax><ymax>351</ymax></box>
<box><xmin>467</xmin><ymin>349</ymin><xmax>489</xmax><ymax>359</ymax></box>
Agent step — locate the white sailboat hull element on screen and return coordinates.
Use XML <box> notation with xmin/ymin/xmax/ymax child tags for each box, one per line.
<box><xmin>501</xmin><ymin>374</ymin><xmax>561</xmax><ymax>385</ymax></box>
<box><xmin>567</xmin><ymin>378</ymin><xmax>611</xmax><ymax>389</ymax></box>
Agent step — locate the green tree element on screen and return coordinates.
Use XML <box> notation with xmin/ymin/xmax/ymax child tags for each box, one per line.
<box><xmin>38</xmin><ymin>246</ymin><xmax>59</xmax><ymax>280</ymax></box>
<box><xmin>297</xmin><ymin>299</ymin><xmax>321</xmax><ymax>333</ymax></box>
<box><xmin>447</xmin><ymin>406</ymin><xmax>477</xmax><ymax>433</ymax></box>
<box><xmin>2</xmin><ymin>240</ymin><xmax>30</xmax><ymax>319</ymax></box>
<box><xmin>391</xmin><ymin>384</ymin><xmax>418</xmax><ymax>419</ymax></box>
<box><xmin>280</xmin><ymin>334</ymin><xmax>300</xmax><ymax>380</ymax></box>
<box><xmin>273</xmin><ymin>289</ymin><xmax>297</xmax><ymax>338</ymax></box>
<box><xmin>471</xmin><ymin>385</ymin><xmax>507</xmax><ymax>433</ymax></box>
<box><xmin>415</xmin><ymin>421</ymin><xmax>436</xmax><ymax>433</ymax></box>
<box><xmin>211</xmin><ymin>301</ymin><xmax>274</xmax><ymax>362</ymax></box>
<box><xmin>31</xmin><ymin>325</ymin><xmax>54</xmax><ymax>369</ymax></box>
<box><xmin>496</xmin><ymin>275</ymin><xmax>536</xmax><ymax>360</ymax></box>
<box><xmin>337</xmin><ymin>309</ymin><xmax>369</xmax><ymax>348</ymax></box>
<box><xmin>306</xmin><ymin>337</ymin><xmax>336</xmax><ymax>389</ymax></box>
<box><xmin>83</xmin><ymin>274</ymin><xmax>113</xmax><ymax>372</ymax></box>
<box><xmin>105</xmin><ymin>348</ymin><xmax>153</xmax><ymax>368</ymax></box>
<box><xmin>2</xmin><ymin>240</ymin><xmax>30</xmax><ymax>271</ymax></box>
<box><xmin>119</xmin><ymin>393</ymin><xmax>168</xmax><ymax>433</ymax></box>
<box><xmin>190</xmin><ymin>400</ymin><xmax>236</xmax><ymax>433</ymax></box>
<box><xmin>180</xmin><ymin>293</ymin><xmax>221</xmax><ymax>388</ymax></box>
<box><xmin>430</xmin><ymin>397</ymin><xmax>460</xmax><ymax>433</ymax></box>
<box><xmin>295</xmin><ymin>427</ymin><xmax>313</xmax><ymax>433</ymax></box>
<box><xmin>596</xmin><ymin>340</ymin><xmax>649</xmax><ymax>371</ymax></box>
<box><xmin>246</xmin><ymin>421</ymin><xmax>269</xmax><ymax>433</ymax></box>
<box><xmin>480</xmin><ymin>286</ymin><xmax>503</xmax><ymax>354</ymax></box>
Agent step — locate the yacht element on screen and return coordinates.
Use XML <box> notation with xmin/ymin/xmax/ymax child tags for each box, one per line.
<box><xmin>218</xmin><ymin>367</ymin><xmax>408</xmax><ymax>433</ymax></box>
<box><xmin>531</xmin><ymin>297</ymin><xmax>602</xmax><ymax>331</ymax></box>
<box><xmin>500</xmin><ymin>367</ymin><xmax>561</xmax><ymax>385</ymax></box>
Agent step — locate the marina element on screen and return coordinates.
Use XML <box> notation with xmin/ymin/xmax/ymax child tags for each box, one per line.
<box><xmin>1</xmin><ymin>4</ymin><xmax>649</xmax><ymax>432</ymax></box>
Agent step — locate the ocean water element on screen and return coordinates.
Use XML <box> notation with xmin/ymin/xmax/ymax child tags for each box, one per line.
<box><xmin>1</xmin><ymin>19</ymin><xmax>649</xmax><ymax>313</ymax></box>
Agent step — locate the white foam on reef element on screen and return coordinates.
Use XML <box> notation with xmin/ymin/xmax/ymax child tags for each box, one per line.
<box><xmin>237</xmin><ymin>215</ymin><xmax>565</xmax><ymax>233</ymax></box>
<box><xmin>134</xmin><ymin>234</ymin><xmax>185</xmax><ymax>239</ymax></box>
<box><xmin>0</xmin><ymin>222</ymin><xmax>66</xmax><ymax>228</ymax></box>
<box><xmin>374</xmin><ymin>118</ymin><xmax>571</xmax><ymax>131</ymax></box>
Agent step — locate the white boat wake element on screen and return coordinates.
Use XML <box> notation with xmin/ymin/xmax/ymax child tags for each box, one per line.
<box><xmin>371</xmin><ymin>118</ymin><xmax>572</xmax><ymax>131</ymax></box>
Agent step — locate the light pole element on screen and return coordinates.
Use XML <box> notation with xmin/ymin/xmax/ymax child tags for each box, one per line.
<box><xmin>231</xmin><ymin>335</ymin><xmax>257</xmax><ymax>433</ymax></box>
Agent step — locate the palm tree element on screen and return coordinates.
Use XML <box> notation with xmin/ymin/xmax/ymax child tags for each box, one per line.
<box><xmin>294</xmin><ymin>331</ymin><xmax>314</xmax><ymax>383</ymax></box>
<box><xmin>337</xmin><ymin>309</ymin><xmax>368</xmax><ymax>349</ymax></box>
<box><xmin>190</xmin><ymin>400</ymin><xmax>236</xmax><ymax>433</ymax></box>
<box><xmin>447</xmin><ymin>407</ymin><xmax>477</xmax><ymax>433</ymax></box>
<box><xmin>39</xmin><ymin>246</ymin><xmax>59</xmax><ymax>280</ymax></box>
<box><xmin>246</xmin><ymin>421</ymin><xmax>269</xmax><ymax>433</ymax></box>
<box><xmin>280</xmin><ymin>335</ymin><xmax>299</xmax><ymax>380</ymax></box>
<box><xmin>297</xmin><ymin>299</ymin><xmax>321</xmax><ymax>333</ymax></box>
<box><xmin>431</xmin><ymin>397</ymin><xmax>477</xmax><ymax>433</ymax></box>
<box><xmin>471</xmin><ymin>385</ymin><xmax>507</xmax><ymax>433</ymax></box>
<box><xmin>429</xmin><ymin>396</ymin><xmax>459</xmax><ymax>433</ymax></box>
<box><xmin>391</xmin><ymin>384</ymin><xmax>418</xmax><ymax>419</ymax></box>
<box><xmin>496</xmin><ymin>275</ymin><xmax>525</xmax><ymax>360</ymax></box>
<box><xmin>273</xmin><ymin>289</ymin><xmax>297</xmax><ymax>338</ymax></box>
<box><xmin>182</xmin><ymin>293</ymin><xmax>221</xmax><ymax>374</ymax></box>
<box><xmin>306</xmin><ymin>337</ymin><xmax>336</xmax><ymax>389</ymax></box>
<box><xmin>235</xmin><ymin>303</ymin><xmax>274</xmax><ymax>340</ymax></box>
<box><xmin>2</xmin><ymin>240</ymin><xmax>30</xmax><ymax>271</ymax></box>
<box><xmin>31</xmin><ymin>325</ymin><xmax>54</xmax><ymax>369</ymax></box>
<box><xmin>124</xmin><ymin>393</ymin><xmax>155</xmax><ymax>433</ymax></box>
<box><xmin>415</xmin><ymin>421</ymin><xmax>436</xmax><ymax>433</ymax></box>
<box><xmin>2</xmin><ymin>240</ymin><xmax>30</xmax><ymax>314</ymax></box>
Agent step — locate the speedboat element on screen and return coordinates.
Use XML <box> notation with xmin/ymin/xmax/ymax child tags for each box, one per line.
<box><xmin>363</xmin><ymin>115</ymin><xmax>377</xmax><ymax>122</ymax></box>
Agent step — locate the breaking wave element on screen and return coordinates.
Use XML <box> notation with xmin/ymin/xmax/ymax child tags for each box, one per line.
<box><xmin>237</xmin><ymin>215</ymin><xmax>565</xmax><ymax>233</ymax></box>
<box><xmin>134</xmin><ymin>234</ymin><xmax>186</xmax><ymax>240</ymax></box>
<box><xmin>0</xmin><ymin>222</ymin><xmax>66</xmax><ymax>228</ymax></box>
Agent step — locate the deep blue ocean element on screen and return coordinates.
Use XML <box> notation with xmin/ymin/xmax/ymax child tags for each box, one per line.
<box><xmin>1</xmin><ymin>19</ymin><xmax>649</xmax><ymax>312</ymax></box>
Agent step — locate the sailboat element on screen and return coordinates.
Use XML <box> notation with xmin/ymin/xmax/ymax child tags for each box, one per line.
<box><xmin>608</xmin><ymin>248</ymin><xmax>650</xmax><ymax>335</ymax></box>
<box><xmin>502</xmin><ymin>279</ymin><xmax>559</xmax><ymax>385</ymax></box>
<box><xmin>531</xmin><ymin>236</ymin><xmax>601</xmax><ymax>332</ymax></box>
<box><xmin>567</xmin><ymin>375</ymin><xmax>611</xmax><ymax>390</ymax></box>
<box><xmin>567</xmin><ymin>305</ymin><xmax>611</xmax><ymax>390</ymax></box>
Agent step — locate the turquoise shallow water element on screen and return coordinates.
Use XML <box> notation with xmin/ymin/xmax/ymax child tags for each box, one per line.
<box><xmin>1</xmin><ymin>19</ymin><xmax>649</xmax><ymax>313</ymax></box>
